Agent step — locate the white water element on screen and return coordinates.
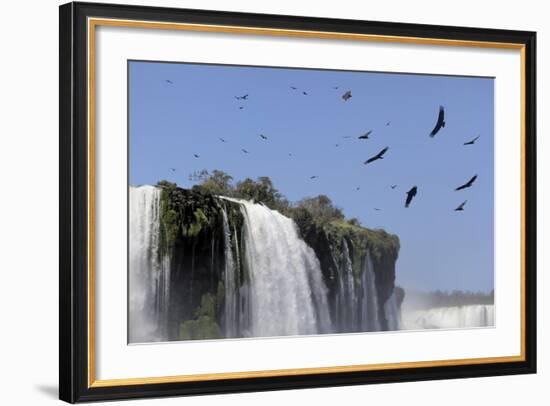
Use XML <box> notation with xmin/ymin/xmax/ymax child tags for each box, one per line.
<box><xmin>402</xmin><ymin>305</ymin><xmax>494</xmax><ymax>330</ymax></box>
<box><xmin>221</xmin><ymin>206</ymin><xmax>238</xmax><ymax>338</ymax></box>
<box><xmin>129</xmin><ymin>185</ymin><xmax>170</xmax><ymax>343</ymax></box>
<box><xmin>359</xmin><ymin>251</ymin><xmax>380</xmax><ymax>331</ymax></box>
<box><xmin>229</xmin><ymin>198</ymin><xmax>332</xmax><ymax>337</ymax></box>
<box><xmin>384</xmin><ymin>291</ymin><xmax>401</xmax><ymax>330</ymax></box>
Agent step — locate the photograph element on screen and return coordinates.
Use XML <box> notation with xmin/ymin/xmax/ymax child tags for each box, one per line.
<box><xmin>128</xmin><ymin>60</ymin><xmax>495</xmax><ymax>343</ymax></box>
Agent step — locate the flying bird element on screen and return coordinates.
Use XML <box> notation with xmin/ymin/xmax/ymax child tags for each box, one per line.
<box><xmin>429</xmin><ymin>106</ymin><xmax>446</xmax><ymax>137</ymax></box>
<box><xmin>358</xmin><ymin>130</ymin><xmax>372</xmax><ymax>140</ymax></box>
<box><xmin>219</xmin><ymin>137</ymin><xmax>227</xmax><ymax>143</ymax></box>
<box><xmin>290</xmin><ymin>86</ymin><xmax>297</xmax><ymax>90</ymax></box>
<box><xmin>303</xmin><ymin>91</ymin><xmax>308</xmax><ymax>95</ymax></box>
<box><xmin>288</xmin><ymin>153</ymin><xmax>293</xmax><ymax>157</ymax></box>
<box><xmin>405</xmin><ymin>186</ymin><xmax>418</xmax><ymax>208</ymax></box>
<box><xmin>374</xmin><ymin>208</ymin><xmax>381</xmax><ymax>211</ymax></box>
<box><xmin>165</xmin><ymin>79</ymin><xmax>173</xmax><ymax>84</ymax></box>
<box><xmin>455</xmin><ymin>200</ymin><xmax>467</xmax><ymax>211</ymax></box>
<box><xmin>386</xmin><ymin>121</ymin><xmax>391</xmax><ymax>126</ymax></box>
<box><xmin>342</xmin><ymin>90</ymin><xmax>352</xmax><ymax>101</ymax></box>
<box><xmin>391</xmin><ymin>185</ymin><xmax>397</xmax><ymax>189</ymax></box>
<box><xmin>455</xmin><ymin>175</ymin><xmax>478</xmax><ymax>191</ymax></box>
<box><xmin>356</xmin><ymin>187</ymin><xmax>361</xmax><ymax>191</ymax></box>
<box><xmin>239</xmin><ymin>106</ymin><xmax>244</xmax><ymax>110</ymax></box>
<box><xmin>333</xmin><ymin>86</ymin><xmax>339</xmax><ymax>90</ymax></box>
<box><xmin>241</xmin><ymin>149</ymin><xmax>250</xmax><ymax>154</ymax></box>
<box><xmin>364</xmin><ymin>146</ymin><xmax>389</xmax><ymax>164</ymax></box>
<box><xmin>193</xmin><ymin>154</ymin><xmax>200</xmax><ymax>158</ymax></box>
<box><xmin>464</xmin><ymin>135</ymin><xmax>480</xmax><ymax>145</ymax></box>
<box><xmin>335</xmin><ymin>143</ymin><xmax>340</xmax><ymax>147</ymax></box>
<box><xmin>310</xmin><ymin>175</ymin><xmax>318</xmax><ymax>179</ymax></box>
<box><xmin>259</xmin><ymin>134</ymin><xmax>268</xmax><ymax>140</ymax></box>
<box><xmin>235</xmin><ymin>94</ymin><xmax>249</xmax><ymax>100</ymax></box>
<box><xmin>170</xmin><ymin>168</ymin><xmax>176</xmax><ymax>172</ymax></box>
<box><xmin>343</xmin><ymin>135</ymin><xmax>352</xmax><ymax>139</ymax></box>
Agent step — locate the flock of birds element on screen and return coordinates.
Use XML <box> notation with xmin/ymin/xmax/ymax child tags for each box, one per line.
<box><xmin>164</xmin><ymin>79</ymin><xmax>482</xmax><ymax>213</ymax></box>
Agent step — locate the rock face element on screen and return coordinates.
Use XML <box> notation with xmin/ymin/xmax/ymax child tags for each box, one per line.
<box><xmin>129</xmin><ymin>183</ymin><xmax>401</xmax><ymax>342</ymax></box>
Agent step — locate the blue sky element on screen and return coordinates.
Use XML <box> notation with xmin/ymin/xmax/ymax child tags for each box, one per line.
<box><xmin>129</xmin><ymin>60</ymin><xmax>494</xmax><ymax>293</ymax></box>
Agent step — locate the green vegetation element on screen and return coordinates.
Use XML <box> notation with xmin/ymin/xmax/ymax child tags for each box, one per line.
<box><xmin>179</xmin><ymin>293</ymin><xmax>222</xmax><ymax>340</ymax></box>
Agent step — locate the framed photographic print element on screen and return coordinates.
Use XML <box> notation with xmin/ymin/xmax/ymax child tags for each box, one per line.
<box><xmin>59</xmin><ymin>1</ymin><xmax>537</xmax><ymax>403</ymax></box>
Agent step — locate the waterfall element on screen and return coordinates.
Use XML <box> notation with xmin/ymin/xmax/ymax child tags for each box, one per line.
<box><xmin>402</xmin><ymin>305</ymin><xmax>494</xmax><ymax>330</ymax></box>
<box><xmin>221</xmin><ymin>207</ymin><xmax>238</xmax><ymax>338</ymax></box>
<box><xmin>359</xmin><ymin>250</ymin><xmax>380</xmax><ymax>331</ymax></box>
<box><xmin>129</xmin><ymin>185</ymin><xmax>170</xmax><ymax>343</ymax></box>
<box><xmin>233</xmin><ymin>198</ymin><xmax>332</xmax><ymax>337</ymax></box>
<box><xmin>384</xmin><ymin>291</ymin><xmax>401</xmax><ymax>330</ymax></box>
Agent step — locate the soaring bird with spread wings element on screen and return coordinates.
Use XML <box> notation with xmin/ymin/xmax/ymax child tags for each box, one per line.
<box><xmin>364</xmin><ymin>147</ymin><xmax>389</xmax><ymax>164</ymax></box>
<box><xmin>358</xmin><ymin>130</ymin><xmax>372</xmax><ymax>140</ymax></box>
<box><xmin>464</xmin><ymin>135</ymin><xmax>480</xmax><ymax>145</ymax></box>
<box><xmin>455</xmin><ymin>175</ymin><xmax>478</xmax><ymax>191</ymax></box>
<box><xmin>430</xmin><ymin>106</ymin><xmax>446</xmax><ymax>137</ymax></box>
<box><xmin>455</xmin><ymin>200</ymin><xmax>467</xmax><ymax>211</ymax></box>
<box><xmin>342</xmin><ymin>90</ymin><xmax>352</xmax><ymax>101</ymax></box>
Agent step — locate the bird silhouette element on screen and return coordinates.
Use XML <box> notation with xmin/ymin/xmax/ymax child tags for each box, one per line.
<box><xmin>430</xmin><ymin>106</ymin><xmax>446</xmax><ymax>137</ymax></box>
<box><xmin>288</xmin><ymin>153</ymin><xmax>293</xmax><ymax>157</ymax></box>
<box><xmin>386</xmin><ymin>121</ymin><xmax>391</xmax><ymax>126</ymax></box>
<box><xmin>333</xmin><ymin>86</ymin><xmax>339</xmax><ymax>90</ymax></box>
<box><xmin>356</xmin><ymin>187</ymin><xmax>361</xmax><ymax>191</ymax></box>
<box><xmin>259</xmin><ymin>134</ymin><xmax>268</xmax><ymax>140</ymax></box>
<box><xmin>310</xmin><ymin>175</ymin><xmax>318</xmax><ymax>179</ymax></box>
<box><xmin>303</xmin><ymin>91</ymin><xmax>308</xmax><ymax>96</ymax></box>
<box><xmin>455</xmin><ymin>175</ymin><xmax>478</xmax><ymax>191</ymax></box>
<box><xmin>358</xmin><ymin>130</ymin><xmax>372</xmax><ymax>140</ymax></box>
<box><xmin>464</xmin><ymin>135</ymin><xmax>480</xmax><ymax>145</ymax></box>
<box><xmin>193</xmin><ymin>154</ymin><xmax>200</xmax><ymax>158</ymax></box>
<box><xmin>391</xmin><ymin>185</ymin><xmax>397</xmax><ymax>189</ymax></box>
<box><xmin>170</xmin><ymin>168</ymin><xmax>176</xmax><ymax>172</ymax></box>
<box><xmin>342</xmin><ymin>90</ymin><xmax>352</xmax><ymax>101</ymax></box>
<box><xmin>374</xmin><ymin>208</ymin><xmax>381</xmax><ymax>211</ymax></box>
<box><xmin>219</xmin><ymin>137</ymin><xmax>227</xmax><ymax>143</ymax></box>
<box><xmin>241</xmin><ymin>149</ymin><xmax>250</xmax><ymax>154</ymax></box>
<box><xmin>455</xmin><ymin>200</ymin><xmax>467</xmax><ymax>211</ymax></box>
<box><xmin>290</xmin><ymin>86</ymin><xmax>297</xmax><ymax>90</ymax></box>
<box><xmin>235</xmin><ymin>94</ymin><xmax>249</xmax><ymax>100</ymax></box>
<box><xmin>405</xmin><ymin>186</ymin><xmax>418</xmax><ymax>208</ymax></box>
<box><xmin>335</xmin><ymin>143</ymin><xmax>340</xmax><ymax>147</ymax></box>
<box><xmin>239</xmin><ymin>106</ymin><xmax>244</xmax><ymax>110</ymax></box>
<box><xmin>165</xmin><ymin>79</ymin><xmax>173</xmax><ymax>84</ymax></box>
<box><xmin>364</xmin><ymin>146</ymin><xmax>389</xmax><ymax>164</ymax></box>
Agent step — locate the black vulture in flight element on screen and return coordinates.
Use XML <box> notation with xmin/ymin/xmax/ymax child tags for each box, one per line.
<box><xmin>241</xmin><ymin>149</ymin><xmax>250</xmax><ymax>154</ymax></box>
<box><xmin>259</xmin><ymin>134</ymin><xmax>268</xmax><ymax>140</ymax></box>
<box><xmin>374</xmin><ymin>208</ymin><xmax>381</xmax><ymax>211</ymax></box>
<box><xmin>235</xmin><ymin>94</ymin><xmax>249</xmax><ymax>100</ymax></box>
<box><xmin>455</xmin><ymin>200</ymin><xmax>467</xmax><ymax>211</ymax></box>
<box><xmin>288</xmin><ymin>153</ymin><xmax>293</xmax><ymax>157</ymax></box>
<box><xmin>170</xmin><ymin>168</ymin><xmax>176</xmax><ymax>172</ymax></box>
<box><xmin>386</xmin><ymin>121</ymin><xmax>391</xmax><ymax>126</ymax></box>
<box><xmin>342</xmin><ymin>90</ymin><xmax>352</xmax><ymax>101</ymax></box>
<box><xmin>405</xmin><ymin>186</ymin><xmax>418</xmax><ymax>208</ymax></box>
<box><xmin>429</xmin><ymin>106</ymin><xmax>446</xmax><ymax>137</ymax></box>
<box><xmin>358</xmin><ymin>130</ymin><xmax>372</xmax><ymax>140</ymax></box>
<box><xmin>333</xmin><ymin>86</ymin><xmax>339</xmax><ymax>90</ymax></box>
<box><xmin>219</xmin><ymin>137</ymin><xmax>226</xmax><ymax>143</ymax></box>
<box><xmin>193</xmin><ymin>154</ymin><xmax>200</xmax><ymax>158</ymax></box>
<box><xmin>335</xmin><ymin>143</ymin><xmax>340</xmax><ymax>147</ymax></box>
<box><xmin>455</xmin><ymin>175</ymin><xmax>478</xmax><ymax>191</ymax></box>
<box><xmin>303</xmin><ymin>91</ymin><xmax>308</xmax><ymax>95</ymax></box>
<box><xmin>290</xmin><ymin>86</ymin><xmax>297</xmax><ymax>90</ymax></box>
<box><xmin>464</xmin><ymin>135</ymin><xmax>480</xmax><ymax>145</ymax></box>
<box><xmin>364</xmin><ymin>146</ymin><xmax>389</xmax><ymax>164</ymax></box>
<box><xmin>239</xmin><ymin>106</ymin><xmax>244</xmax><ymax>110</ymax></box>
<box><xmin>391</xmin><ymin>184</ymin><xmax>397</xmax><ymax>189</ymax></box>
<box><xmin>356</xmin><ymin>187</ymin><xmax>360</xmax><ymax>191</ymax></box>
<box><xmin>310</xmin><ymin>175</ymin><xmax>318</xmax><ymax>179</ymax></box>
<box><xmin>165</xmin><ymin>79</ymin><xmax>173</xmax><ymax>84</ymax></box>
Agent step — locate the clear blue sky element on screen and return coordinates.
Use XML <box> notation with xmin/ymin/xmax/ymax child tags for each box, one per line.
<box><xmin>129</xmin><ymin>60</ymin><xmax>494</xmax><ymax>293</ymax></box>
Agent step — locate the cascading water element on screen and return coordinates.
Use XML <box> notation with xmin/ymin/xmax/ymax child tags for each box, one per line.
<box><xmin>234</xmin><ymin>198</ymin><xmax>332</xmax><ymax>337</ymax></box>
<box><xmin>221</xmin><ymin>206</ymin><xmax>238</xmax><ymax>338</ymax></box>
<box><xmin>384</xmin><ymin>291</ymin><xmax>401</xmax><ymax>331</ymax></box>
<box><xmin>359</xmin><ymin>250</ymin><xmax>380</xmax><ymax>332</ymax></box>
<box><xmin>129</xmin><ymin>185</ymin><xmax>170</xmax><ymax>343</ymax></box>
<box><xmin>402</xmin><ymin>305</ymin><xmax>494</xmax><ymax>330</ymax></box>
<box><xmin>335</xmin><ymin>240</ymin><xmax>357</xmax><ymax>331</ymax></box>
